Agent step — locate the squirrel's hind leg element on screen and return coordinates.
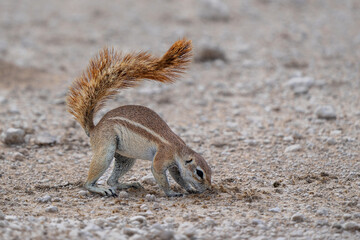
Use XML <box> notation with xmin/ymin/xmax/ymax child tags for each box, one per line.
<box><xmin>107</xmin><ymin>153</ymin><xmax>142</xmax><ymax>190</ymax></box>
<box><xmin>84</xmin><ymin>141</ymin><xmax>117</xmax><ymax>197</ymax></box>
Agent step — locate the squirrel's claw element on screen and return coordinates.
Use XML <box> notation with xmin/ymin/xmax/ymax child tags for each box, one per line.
<box><xmin>103</xmin><ymin>188</ymin><xmax>117</xmax><ymax>197</ymax></box>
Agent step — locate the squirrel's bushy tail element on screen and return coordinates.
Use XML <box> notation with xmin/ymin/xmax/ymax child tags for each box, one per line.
<box><xmin>66</xmin><ymin>39</ymin><xmax>192</xmax><ymax>136</ymax></box>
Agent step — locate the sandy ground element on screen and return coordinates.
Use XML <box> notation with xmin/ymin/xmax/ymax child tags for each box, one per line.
<box><xmin>0</xmin><ymin>0</ymin><xmax>360</xmax><ymax>239</ymax></box>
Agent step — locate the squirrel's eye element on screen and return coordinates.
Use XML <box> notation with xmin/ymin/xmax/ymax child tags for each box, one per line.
<box><xmin>185</xmin><ymin>159</ymin><xmax>193</xmax><ymax>164</ymax></box>
<box><xmin>196</xmin><ymin>169</ymin><xmax>204</xmax><ymax>179</ymax></box>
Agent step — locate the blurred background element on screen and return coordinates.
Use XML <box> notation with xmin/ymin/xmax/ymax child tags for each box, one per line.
<box><xmin>1</xmin><ymin>0</ymin><xmax>359</xmax><ymax>76</ymax></box>
<box><xmin>0</xmin><ymin>1</ymin><xmax>360</xmax><ymax>239</ymax></box>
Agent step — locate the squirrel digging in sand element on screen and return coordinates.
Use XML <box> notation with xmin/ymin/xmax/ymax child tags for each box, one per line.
<box><xmin>66</xmin><ymin>39</ymin><xmax>212</xmax><ymax>197</ymax></box>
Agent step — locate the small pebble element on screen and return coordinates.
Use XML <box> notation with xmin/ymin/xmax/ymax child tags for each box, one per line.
<box><xmin>268</xmin><ymin>207</ymin><xmax>281</xmax><ymax>213</ymax></box>
<box><xmin>291</xmin><ymin>213</ymin><xmax>305</xmax><ymax>222</ymax></box>
<box><xmin>118</xmin><ymin>191</ymin><xmax>129</xmax><ymax>198</ymax></box>
<box><xmin>78</xmin><ymin>190</ymin><xmax>88</xmax><ymax>196</ymax></box>
<box><xmin>130</xmin><ymin>216</ymin><xmax>147</xmax><ymax>225</ymax></box>
<box><xmin>252</xmin><ymin>219</ymin><xmax>265</xmax><ymax>226</ymax></box>
<box><xmin>316</xmin><ymin>220</ymin><xmax>329</xmax><ymax>226</ymax></box>
<box><xmin>13</xmin><ymin>152</ymin><xmax>25</xmax><ymax>161</ymax></box>
<box><xmin>195</xmin><ymin>40</ymin><xmax>227</xmax><ymax>62</ymax></box>
<box><xmin>326</xmin><ymin>138</ymin><xmax>337</xmax><ymax>145</ymax></box>
<box><xmin>285</xmin><ymin>144</ymin><xmax>302</xmax><ymax>153</ymax></box>
<box><xmin>245</xmin><ymin>139</ymin><xmax>258</xmax><ymax>146</ymax></box>
<box><xmin>343</xmin><ymin>221</ymin><xmax>360</xmax><ymax>231</ymax></box>
<box><xmin>45</xmin><ymin>206</ymin><xmax>58</xmax><ymax>213</ymax></box>
<box><xmin>34</xmin><ymin>132</ymin><xmax>57</xmax><ymax>146</ymax></box>
<box><xmin>316</xmin><ymin>208</ymin><xmax>329</xmax><ymax>216</ymax></box>
<box><xmin>315</xmin><ymin>105</ymin><xmax>337</xmax><ymax>120</ymax></box>
<box><xmin>283</xmin><ymin>136</ymin><xmax>294</xmax><ymax>142</ymax></box>
<box><xmin>285</xmin><ymin>77</ymin><xmax>314</xmax><ymax>94</ymax></box>
<box><xmin>37</xmin><ymin>195</ymin><xmax>52</xmax><ymax>203</ymax></box>
<box><xmin>211</xmin><ymin>141</ymin><xmax>228</xmax><ymax>148</ymax></box>
<box><xmin>330</xmin><ymin>130</ymin><xmax>342</xmax><ymax>136</ymax></box>
<box><xmin>145</xmin><ymin>194</ymin><xmax>156</xmax><ymax>202</ymax></box>
<box><xmin>141</xmin><ymin>175</ymin><xmax>156</xmax><ymax>186</ymax></box>
<box><xmin>1</xmin><ymin>128</ymin><xmax>25</xmax><ymax>145</ymax></box>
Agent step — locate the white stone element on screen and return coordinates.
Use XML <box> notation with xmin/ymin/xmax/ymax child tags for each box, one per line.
<box><xmin>130</xmin><ymin>216</ymin><xmax>147</xmax><ymax>225</ymax></box>
<box><xmin>330</xmin><ymin>130</ymin><xmax>341</xmax><ymax>136</ymax></box>
<box><xmin>326</xmin><ymin>138</ymin><xmax>337</xmax><ymax>145</ymax></box>
<box><xmin>145</xmin><ymin>194</ymin><xmax>156</xmax><ymax>201</ymax></box>
<box><xmin>268</xmin><ymin>207</ymin><xmax>281</xmax><ymax>213</ymax></box>
<box><xmin>285</xmin><ymin>144</ymin><xmax>302</xmax><ymax>153</ymax></box>
<box><xmin>178</xmin><ymin>222</ymin><xmax>197</xmax><ymax>237</ymax></box>
<box><xmin>285</xmin><ymin>77</ymin><xmax>314</xmax><ymax>94</ymax></box>
<box><xmin>141</xmin><ymin>174</ymin><xmax>156</xmax><ymax>186</ymax></box>
<box><xmin>118</xmin><ymin>191</ymin><xmax>129</xmax><ymax>198</ymax></box>
<box><xmin>343</xmin><ymin>221</ymin><xmax>360</xmax><ymax>231</ymax></box>
<box><xmin>37</xmin><ymin>195</ymin><xmax>52</xmax><ymax>203</ymax></box>
<box><xmin>78</xmin><ymin>190</ymin><xmax>88</xmax><ymax>196</ymax></box>
<box><xmin>316</xmin><ymin>208</ymin><xmax>329</xmax><ymax>216</ymax></box>
<box><xmin>245</xmin><ymin>139</ymin><xmax>258</xmax><ymax>146</ymax></box>
<box><xmin>1</xmin><ymin>128</ymin><xmax>25</xmax><ymax>145</ymax></box>
<box><xmin>45</xmin><ymin>206</ymin><xmax>58</xmax><ymax>213</ymax></box>
<box><xmin>315</xmin><ymin>105</ymin><xmax>337</xmax><ymax>119</ymax></box>
<box><xmin>283</xmin><ymin>136</ymin><xmax>294</xmax><ymax>142</ymax></box>
<box><xmin>34</xmin><ymin>132</ymin><xmax>57</xmax><ymax>146</ymax></box>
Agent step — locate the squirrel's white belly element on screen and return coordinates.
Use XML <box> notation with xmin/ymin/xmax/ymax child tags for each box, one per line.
<box><xmin>114</xmin><ymin>125</ymin><xmax>157</xmax><ymax>161</ymax></box>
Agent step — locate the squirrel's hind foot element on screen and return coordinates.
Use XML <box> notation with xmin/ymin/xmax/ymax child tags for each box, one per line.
<box><xmin>85</xmin><ymin>183</ymin><xmax>117</xmax><ymax>197</ymax></box>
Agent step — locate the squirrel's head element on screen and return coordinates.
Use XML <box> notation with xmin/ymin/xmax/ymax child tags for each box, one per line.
<box><xmin>177</xmin><ymin>148</ymin><xmax>212</xmax><ymax>193</ymax></box>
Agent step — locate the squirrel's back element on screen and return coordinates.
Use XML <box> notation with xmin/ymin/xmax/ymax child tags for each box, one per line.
<box><xmin>94</xmin><ymin>105</ymin><xmax>186</xmax><ymax>146</ymax></box>
<box><xmin>66</xmin><ymin>39</ymin><xmax>192</xmax><ymax>136</ymax></box>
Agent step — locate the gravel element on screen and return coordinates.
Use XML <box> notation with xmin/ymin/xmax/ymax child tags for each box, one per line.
<box><xmin>1</xmin><ymin>1</ymin><xmax>360</xmax><ymax>239</ymax></box>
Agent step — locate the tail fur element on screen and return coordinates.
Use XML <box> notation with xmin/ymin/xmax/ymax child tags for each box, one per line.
<box><xmin>66</xmin><ymin>39</ymin><xmax>193</xmax><ymax>136</ymax></box>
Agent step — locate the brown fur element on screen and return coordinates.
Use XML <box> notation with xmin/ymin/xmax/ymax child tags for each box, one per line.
<box><xmin>66</xmin><ymin>39</ymin><xmax>192</xmax><ymax>136</ymax></box>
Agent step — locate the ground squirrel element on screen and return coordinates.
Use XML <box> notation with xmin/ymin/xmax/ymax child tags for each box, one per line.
<box><xmin>66</xmin><ymin>39</ymin><xmax>212</xmax><ymax>197</ymax></box>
